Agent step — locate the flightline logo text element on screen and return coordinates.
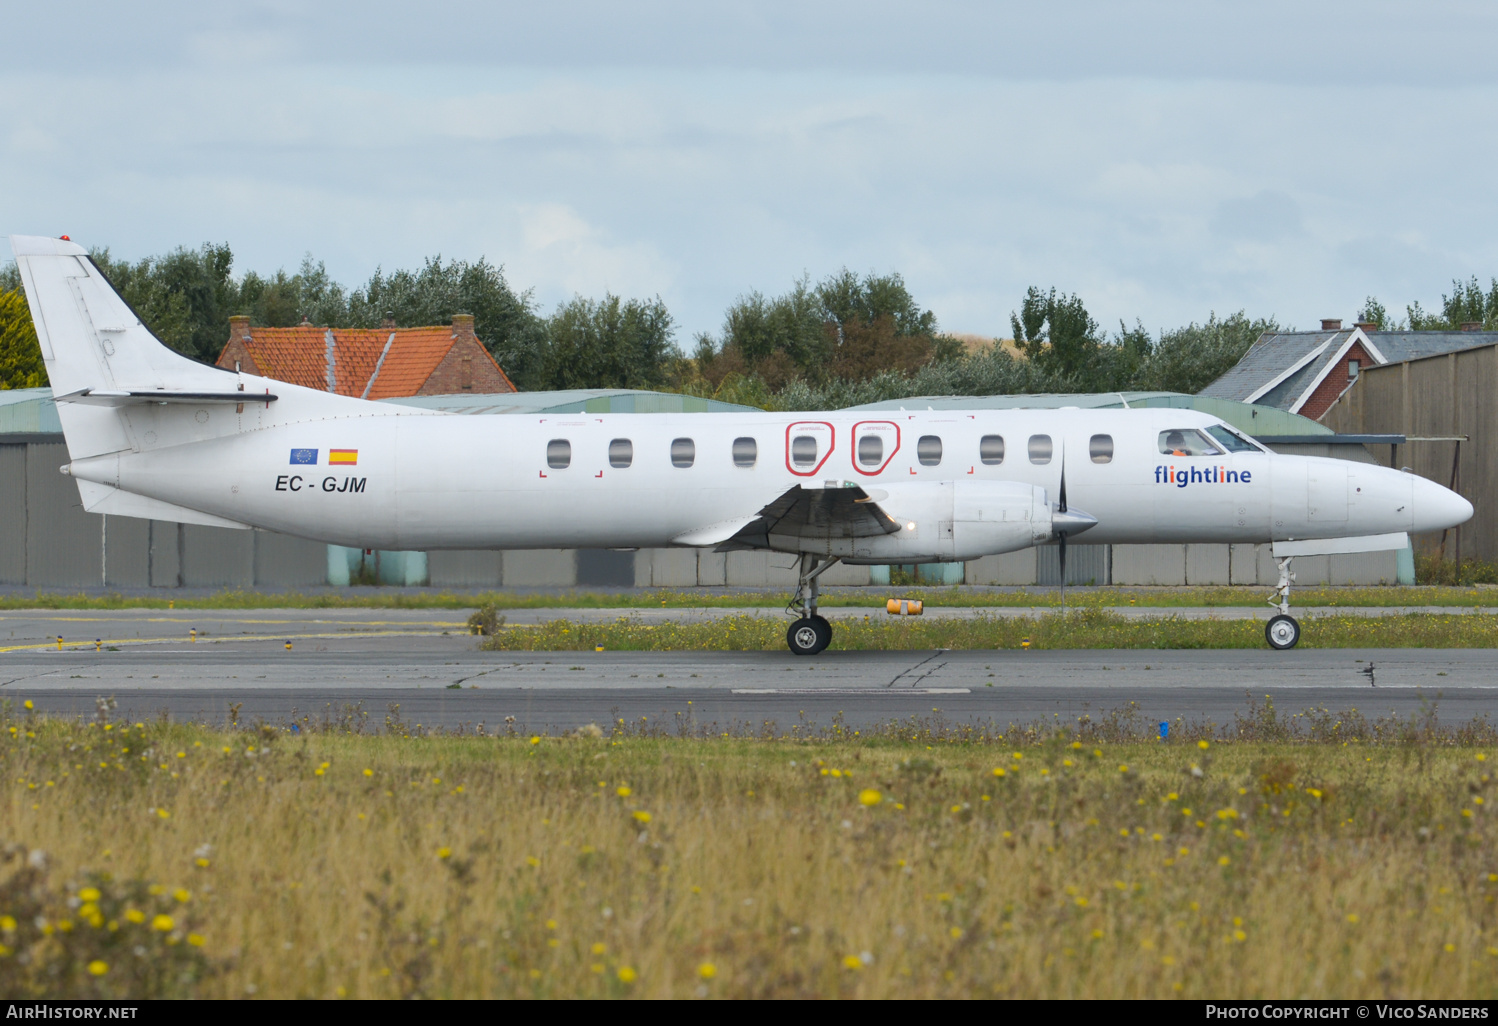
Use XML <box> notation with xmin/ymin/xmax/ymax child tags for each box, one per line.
<box><xmin>1156</xmin><ymin>465</ymin><xmax>1252</xmax><ymax>488</ymax></box>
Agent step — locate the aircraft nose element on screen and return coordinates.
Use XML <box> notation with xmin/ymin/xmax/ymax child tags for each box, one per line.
<box><xmin>1410</xmin><ymin>475</ymin><xmax>1473</xmax><ymax>534</ymax></box>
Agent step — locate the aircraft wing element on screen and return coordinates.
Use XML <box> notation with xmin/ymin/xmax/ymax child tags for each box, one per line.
<box><xmin>714</xmin><ymin>484</ymin><xmax>900</xmax><ymax>552</ymax></box>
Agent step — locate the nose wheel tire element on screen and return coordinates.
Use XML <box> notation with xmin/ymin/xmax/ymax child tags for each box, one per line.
<box><xmin>787</xmin><ymin>616</ymin><xmax>832</xmax><ymax>656</ymax></box>
<box><xmin>1265</xmin><ymin>614</ymin><xmax>1301</xmax><ymax>651</ymax></box>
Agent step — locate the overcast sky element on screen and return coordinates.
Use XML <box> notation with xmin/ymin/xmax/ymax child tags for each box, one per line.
<box><xmin>6</xmin><ymin>2</ymin><xmax>1498</xmax><ymax>341</ymax></box>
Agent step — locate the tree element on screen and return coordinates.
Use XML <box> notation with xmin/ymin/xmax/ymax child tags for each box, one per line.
<box><xmin>1009</xmin><ymin>286</ymin><xmax>1107</xmax><ymax>387</ymax></box>
<box><xmin>1135</xmin><ymin>311</ymin><xmax>1279</xmax><ymax>395</ymax></box>
<box><xmin>90</xmin><ymin>244</ymin><xmax>238</xmax><ymax>363</ymax></box>
<box><xmin>346</xmin><ymin>256</ymin><xmax>547</xmax><ymax>390</ymax></box>
<box><xmin>543</xmin><ymin>294</ymin><xmax>676</xmax><ymax>391</ymax></box>
<box><xmin>1357</xmin><ymin>296</ymin><xmax>1392</xmax><ymax>330</ymax></box>
<box><xmin>0</xmin><ymin>290</ymin><xmax>46</xmax><ymax>389</ymax></box>
<box><xmin>699</xmin><ymin>268</ymin><xmax>952</xmax><ymax>388</ymax></box>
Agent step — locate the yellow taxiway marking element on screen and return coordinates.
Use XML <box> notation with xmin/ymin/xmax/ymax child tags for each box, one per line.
<box><xmin>0</xmin><ymin>615</ymin><xmax>468</xmax><ymax>627</ymax></box>
<box><xmin>0</xmin><ymin>629</ymin><xmax>474</xmax><ymax>654</ymax></box>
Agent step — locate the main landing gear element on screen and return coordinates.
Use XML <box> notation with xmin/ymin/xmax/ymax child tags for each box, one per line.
<box><xmin>787</xmin><ymin>554</ymin><xmax>839</xmax><ymax>656</ymax></box>
<box><xmin>1265</xmin><ymin>555</ymin><xmax>1302</xmax><ymax>650</ymax></box>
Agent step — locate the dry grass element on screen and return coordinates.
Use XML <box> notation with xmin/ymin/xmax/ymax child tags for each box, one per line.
<box><xmin>2</xmin><ymin>700</ymin><xmax>1497</xmax><ymax>999</ymax></box>
<box><xmin>6</xmin><ymin>583</ymin><xmax>1498</xmax><ymax>611</ymax></box>
<box><xmin>481</xmin><ymin>608</ymin><xmax>1498</xmax><ymax>651</ymax></box>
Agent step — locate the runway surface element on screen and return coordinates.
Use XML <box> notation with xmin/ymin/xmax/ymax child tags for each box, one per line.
<box><xmin>5</xmin><ymin>604</ymin><xmax>1498</xmax><ymax>650</ymax></box>
<box><xmin>2</xmin><ymin>609</ymin><xmax>1495</xmax><ymax>731</ymax></box>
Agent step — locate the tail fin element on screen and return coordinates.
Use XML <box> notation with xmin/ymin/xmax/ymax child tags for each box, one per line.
<box><xmin>10</xmin><ymin>234</ymin><xmax>394</xmax><ymax>468</ymax></box>
<box><xmin>11</xmin><ymin>234</ymin><xmax>240</xmax><ymax>460</ymax></box>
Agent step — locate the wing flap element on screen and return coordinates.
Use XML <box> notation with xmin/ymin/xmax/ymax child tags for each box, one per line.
<box><xmin>715</xmin><ymin>485</ymin><xmax>900</xmax><ymax>552</ymax></box>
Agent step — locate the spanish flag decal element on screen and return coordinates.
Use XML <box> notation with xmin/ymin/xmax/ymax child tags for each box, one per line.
<box><xmin>328</xmin><ymin>449</ymin><xmax>359</xmax><ymax>465</ymax></box>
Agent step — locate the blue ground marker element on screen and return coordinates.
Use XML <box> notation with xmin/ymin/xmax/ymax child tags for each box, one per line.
<box><xmin>1159</xmin><ymin>721</ymin><xmax>1170</xmax><ymax>740</ymax></box>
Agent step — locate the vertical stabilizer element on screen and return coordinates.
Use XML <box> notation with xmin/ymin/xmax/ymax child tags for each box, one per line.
<box><xmin>10</xmin><ymin>234</ymin><xmax>234</xmax><ymax>460</ymax></box>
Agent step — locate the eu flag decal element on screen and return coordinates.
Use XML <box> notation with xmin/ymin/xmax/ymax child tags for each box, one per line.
<box><xmin>289</xmin><ymin>448</ymin><xmax>319</xmax><ymax>465</ymax></box>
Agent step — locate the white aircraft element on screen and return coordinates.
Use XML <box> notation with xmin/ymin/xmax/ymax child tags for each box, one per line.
<box><xmin>9</xmin><ymin>235</ymin><xmax>1474</xmax><ymax>654</ymax></box>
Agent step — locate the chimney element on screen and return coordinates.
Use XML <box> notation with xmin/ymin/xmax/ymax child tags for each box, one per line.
<box><xmin>1354</xmin><ymin>321</ymin><xmax>1377</xmax><ymax>333</ymax></box>
<box><xmin>229</xmin><ymin>315</ymin><xmax>251</xmax><ymax>340</ymax></box>
<box><xmin>1462</xmin><ymin>321</ymin><xmax>1484</xmax><ymax>331</ymax></box>
<box><xmin>381</xmin><ymin>311</ymin><xmax>396</xmax><ymax>330</ymax></box>
<box><xmin>451</xmin><ymin>313</ymin><xmax>476</xmax><ymax>341</ymax></box>
<box><xmin>1321</xmin><ymin>318</ymin><xmax>1342</xmax><ymax>331</ymax></box>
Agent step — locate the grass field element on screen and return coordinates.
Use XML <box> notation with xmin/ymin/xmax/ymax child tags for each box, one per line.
<box><xmin>3</xmin><ymin>700</ymin><xmax>1496</xmax><ymax>999</ymax></box>
<box><xmin>479</xmin><ymin>608</ymin><xmax>1498</xmax><ymax>651</ymax></box>
<box><xmin>4</xmin><ymin>584</ymin><xmax>1498</xmax><ymax>612</ymax></box>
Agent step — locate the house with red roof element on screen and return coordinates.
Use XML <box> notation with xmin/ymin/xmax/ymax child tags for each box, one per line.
<box><xmin>215</xmin><ymin>314</ymin><xmax>516</xmax><ymax>397</ymax></box>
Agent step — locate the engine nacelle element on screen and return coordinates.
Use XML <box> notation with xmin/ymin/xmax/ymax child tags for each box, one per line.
<box><xmin>776</xmin><ymin>480</ymin><xmax>1063</xmax><ymax>564</ymax></box>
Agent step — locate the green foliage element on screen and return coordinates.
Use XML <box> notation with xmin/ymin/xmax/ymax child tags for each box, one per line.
<box><xmin>1357</xmin><ymin>296</ymin><xmax>1393</xmax><ymax>330</ymax></box>
<box><xmin>1010</xmin><ymin>286</ymin><xmax>1105</xmax><ymax>385</ymax></box>
<box><xmin>543</xmin><ymin>294</ymin><xmax>676</xmax><ymax>391</ymax></box>
<box><xmin>695</xmin><ymin>269</ymin><xmax>948</xmax><ymax>389</ymax></box>
<box><xmin>480</xmin><ymin>608</ymin><xmax>1498</xmax><ymax>652</ymax></box>
<box><xmin>349</xmin><ymin>257</ymin><xmax>548</xmax><ymax>390</ymax></box>
<box><xmin>0</xmin><ymin>290</ymin><xmax>46</xmax><ymax>389</ymax></box>
<box><xmin>1402</xmin><ymin>277</ymin><xmax>1498</xmax><ymax>331</ymax></box>
<box><xmin>0</xmin><ymin>853</ymin><xmax>215</xmax><ymax>998</ymax></box>
<box><xmin>1414</xmin><ymin>554</ymin><xmax>1498</xmax><ymax>586</ymax></box>
<box><xmin>1440</xmin><ymin>276</ymin><xmax>1498</xmax><ymax>329</ymax></box>
<box><xmin>1134</xmin><ymin>311</ymin><xmax>1280</xmax><ymax>395</ymax></box>
<box><xmin>89</xmin><ymin>244</ymin><xmax>237</xmax><ymax>362</ymax></box>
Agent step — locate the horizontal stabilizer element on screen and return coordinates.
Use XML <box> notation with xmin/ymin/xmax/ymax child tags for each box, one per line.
<box><xmin>1272</xmin><ymin>532</ymin><xmax>1409</xmax><ymax>557</ymax></box>
<box><xmin>75</xmin><ymin>480</ymin><xmax>252</xmax><ymax>530</ymax></box>
<box><xmin>54</xmin><ymin>388</ymin><xmax>278</xmax><ymax>406</ymax></box>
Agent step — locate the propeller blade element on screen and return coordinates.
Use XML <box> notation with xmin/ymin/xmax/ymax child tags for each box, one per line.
<box><xmin>1058</xmin><ymin>460</ymin><xmax>1067</xmax><ymax>514</ymax></box>
<box><xmin>1059</xmin><ymin>532</ymin><xmax>1067</xmax><ymax>583</ymax></box>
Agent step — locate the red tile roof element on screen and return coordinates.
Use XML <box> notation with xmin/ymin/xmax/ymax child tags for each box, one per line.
<box><xmin>363</xmin><ymin>328</ymin><xmax>456</xmax><ymax>399</ymax></box>
<box><xmin>216</xmin><ymin>323</ymin><xmax>513</xmax><ymax>397</ymax></box>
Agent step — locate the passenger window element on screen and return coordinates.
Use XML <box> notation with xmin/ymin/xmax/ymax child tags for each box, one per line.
<box><xmin>732</xmin><ymin>436</ymin><xmax>757</xmax><ymax>468</ymax></box>
<box><xmin>1028</xmin><ymin>434</ymin><xmax>1052</xmax><ymax>465</ymax></box>
<box><xmin>858</xmin><ymin>434</ymin><xmax>884</xmax><ymax>467</ymax></box>
<box><xmin>917</xmin><ymin>435</ymin><xmax>942</xmax><ymax>466</ymax></box>
<box><xmin>671</xmin><ymin>438</ymin><xmax>695</xmax><ymax>468</ymax></box>
<box><xmin>546</xmin><ymin>439</ymin><xmax>571</xmax><ymax>470</ymax></box>
<box><xmin>791</xmin><ymin>435</ymin><xmax>818</xmax><ymax>468</ymax></box>
<box><xmin>979</xmin><ymin>434</ymin><xmax>1004</xmax><ymax>465</ymax></box>
<box><xmin>609</xmin><ymin>438</ymin><xmax>633</xmax><ymax>469</ymax></box>
<box><xmin>1158</xmin><ymin>429</ymin><xmax>1222</xmax><ymax>457</ymax></box>
<box><xmin>1089</xmin><ymin>434</ymin><xmax>1113</xmax><ymax>464</ymax></box>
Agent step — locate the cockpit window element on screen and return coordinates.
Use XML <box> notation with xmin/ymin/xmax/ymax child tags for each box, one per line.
<box><xmin>1204</xmin><ymin>424</ymin><xmax>1263</xmax><ymax>453</ymax></box>
<box><xmin>1158</xmin><ymin>429</ymin><xmax>1223</xmax><ymax>457</ymax></box>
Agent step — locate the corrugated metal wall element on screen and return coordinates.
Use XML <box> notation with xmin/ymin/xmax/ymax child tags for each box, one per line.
<box><xmin>1323</xmin><ymin>345</ymin><xmax>1494</xmax><ymax>561</ymax></box>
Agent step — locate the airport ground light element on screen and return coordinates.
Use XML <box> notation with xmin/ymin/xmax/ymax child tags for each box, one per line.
<box><xmin>0</xmin><ymin>699</ymin><xmax>1495</xmax><ymax>999</ymax></box>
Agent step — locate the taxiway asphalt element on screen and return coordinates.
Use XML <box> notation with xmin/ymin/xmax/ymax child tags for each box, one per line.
<box><xmin>1</xmin><ymin>608</ymin><xmax>1494</xmax><ymax>732</ymax></box>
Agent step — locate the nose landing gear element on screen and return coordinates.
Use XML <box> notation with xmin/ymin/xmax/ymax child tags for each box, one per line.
<box><xmin>786</xmin><ymin>554</ymin><xmax>838</xmax><ymax>656</ymax></box>
<box><xmin>1265</xmin><ymin>555</ymin><xmax>1301</xmax><ymax>650</ymax></box>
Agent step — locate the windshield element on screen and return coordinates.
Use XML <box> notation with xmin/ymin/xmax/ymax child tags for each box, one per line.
<box><xmin>1158</xmin><ymin>429</ymin><xmax>1223</xmax><ymax>457</ymax></box>
<box><xmin>1204</xmin><ymin>424</ymin><xmax>1263</xmax><ymax>453</ymax></box>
